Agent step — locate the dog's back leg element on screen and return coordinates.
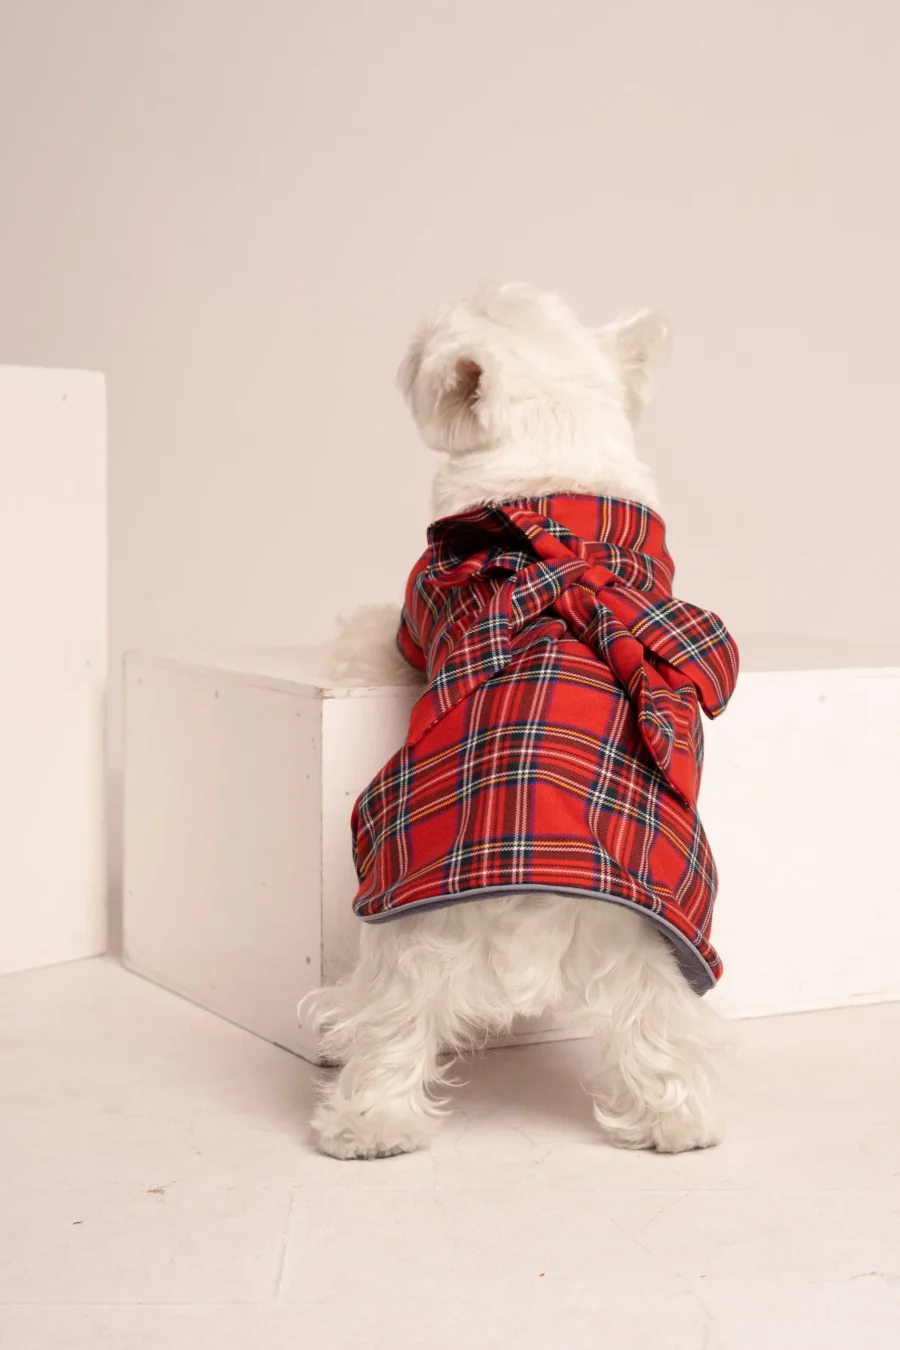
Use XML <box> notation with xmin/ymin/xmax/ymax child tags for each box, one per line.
<box><xmin>566</xmin><ymin>901</ymin><xmax>728</xmax><ymax>1153</ymax></box>
<box><xmin>303</xmin><ymin>918</ymin><xmax>459</xmax><ymax>1160</ymax></box>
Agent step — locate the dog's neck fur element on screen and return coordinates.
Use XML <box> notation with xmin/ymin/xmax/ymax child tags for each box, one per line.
<box><xmin>432</xmin><ymin>426</ymin><xmax>660</xmax><ymax>518</ymax></box>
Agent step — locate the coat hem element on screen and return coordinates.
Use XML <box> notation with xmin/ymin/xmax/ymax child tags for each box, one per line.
<box><xmin>353</xmin><ymin>884</ymin><xmax>717</xmax><ymax>994</ymax></box>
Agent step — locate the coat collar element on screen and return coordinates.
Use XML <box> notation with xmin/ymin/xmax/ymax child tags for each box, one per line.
<box><xmin>425</xmin><ymin>494</ymin><xmax>675</xmax><ymax>595</ymax></box>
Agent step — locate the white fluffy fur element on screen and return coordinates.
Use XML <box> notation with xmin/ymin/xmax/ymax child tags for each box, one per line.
<box><xmin>399</xmin><ymin>281</ymin><xmax>664</xmax><ymax>517</ymax></box>
<box><xmin>305</xmin><ymin>282</ymin><xmax>726</xmax><ymax>1159</ymax></box>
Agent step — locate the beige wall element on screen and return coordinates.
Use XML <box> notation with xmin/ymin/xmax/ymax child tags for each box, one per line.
<box><xmin>3</xmin><ymin>0</ymin><xmax>900</xmax><ymax>728</ymax></box>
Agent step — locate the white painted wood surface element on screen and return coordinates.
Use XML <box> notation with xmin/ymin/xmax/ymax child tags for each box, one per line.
<box><xmin>123</xmin><ymin>660</ymin><xmax>323</xmax><ymax>1050</ymax></box>
<box><xmin>704</xmin><ymin>665</ymin><xmax>900</xmax><ymax>1019</ymax></box>
<box><xmin>124</xmin><ymin>650</ymin><xmax>414</xmax><ymax>1060</ymax></box>
<box><xmin>0</xmin><ymin>366</ymin><xmax>107</xmax><ymax>974</ymax></box>
<box><xmin>122</xmin><ymin>645</ymin><xmax>900</xmax><ymax>1061</ymax></box>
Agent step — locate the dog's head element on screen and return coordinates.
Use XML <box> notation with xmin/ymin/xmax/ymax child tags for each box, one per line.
<box><xmin>398</xmin><ymin>282</ymin><xmax>668</xmax><ymax>460</ymax></box>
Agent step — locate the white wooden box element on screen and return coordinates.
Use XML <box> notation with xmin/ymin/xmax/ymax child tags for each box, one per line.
<box><xmin>0</xmin><ymin>366</ymin><xmax>107</xmax><ymax>975</ymax></box>
<box><xmin>123</xmin><ymin>642</ymin><xmax>900</xmax><ymax>1061</ymax></box>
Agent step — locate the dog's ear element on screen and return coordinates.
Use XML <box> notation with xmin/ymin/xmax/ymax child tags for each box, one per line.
<box><xmin>598</xmin><ymin>309</ymin><xmax>669</xmax><ymax>422</ymax></box>
<box><xmin>449</xmin><ymin>358</ymin><xmax>483</xmax><ymax>408</ymax></box>
<box><xmin>397</xmin><ymin>344</ymin><xmax>483</xmax><ymax>413</ymax></box>
<box><xmin>398</xmin><ymin>331</ymin><xmax>491</xmax><ymax>452</ymax></box>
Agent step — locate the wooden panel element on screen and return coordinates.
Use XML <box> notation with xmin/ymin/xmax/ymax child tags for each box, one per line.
<box><xmin>703</xmin><ymin>666</ymin><xmax>900</xmax><ymax>1018</ymax></box>
<box><xmin>123</xmin><ymin>657</ymin><xmax>322</xmax><ymax>1055</ymax></box>
<box><xmin>0</xmin><ymin>366</ymin><xmax>106</xmax><ymax>973</ymax></box>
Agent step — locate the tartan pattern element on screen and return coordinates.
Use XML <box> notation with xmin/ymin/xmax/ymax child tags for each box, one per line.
<box><xmin>351</xmin><ymin>495</ymin><xmax>739</xmax><ymax>991</ymax></box>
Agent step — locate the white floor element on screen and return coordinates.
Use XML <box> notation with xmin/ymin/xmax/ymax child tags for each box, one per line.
<box><xmin>1</xmin><ymin>961</ymin><xmax>898</xmax><ymax>1350</ymax></box>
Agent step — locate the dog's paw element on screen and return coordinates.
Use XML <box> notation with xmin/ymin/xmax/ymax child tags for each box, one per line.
<box><xmin>594</xmin><ymin>1100</ymin><xmax>723</xmax><ymax>1154</ymax></box>
<box><xmin>313</xmin><ymin>1105</ymin><xmax>428</xmax><ymax>1161</ymax></box>
<box><xmin>645</xmin><ymin>1108</ymin><xmax>722</xmax><ymax>1154</ymax></box>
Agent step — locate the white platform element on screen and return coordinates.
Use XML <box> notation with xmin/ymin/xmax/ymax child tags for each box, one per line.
<box><xmin>0</xmin><ymin>366</ymin><xmax>107</xmax><ymax>974</ymax></box>
<box><xmin>122</xmin><ymin>641</ymin><xmax>900</xmax><ymax>1060</ymax></box>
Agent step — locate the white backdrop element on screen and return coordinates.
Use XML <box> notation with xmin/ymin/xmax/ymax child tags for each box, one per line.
<box><xmin>2</xmin><ymin>1</ymin><xmax>899</xmax><ymax>943</ymax></box>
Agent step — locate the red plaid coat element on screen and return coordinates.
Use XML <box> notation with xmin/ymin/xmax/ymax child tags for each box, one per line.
<box><xmin>351</xmin><ymin>495</ymin><xmax>739</xmax><ymax>992</ymax></box>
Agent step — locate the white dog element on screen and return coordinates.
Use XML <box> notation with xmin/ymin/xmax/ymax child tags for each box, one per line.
<box><xmin>303</xmin><ymin>283</ymin><xmax>737</xmax><ymax>1160</ymax></box>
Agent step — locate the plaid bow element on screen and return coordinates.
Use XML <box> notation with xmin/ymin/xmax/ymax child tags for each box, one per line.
<box><xmin>405</xmin><ymin>500</ymin><xmax>738</xmax><ymax>807</ymax></box>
